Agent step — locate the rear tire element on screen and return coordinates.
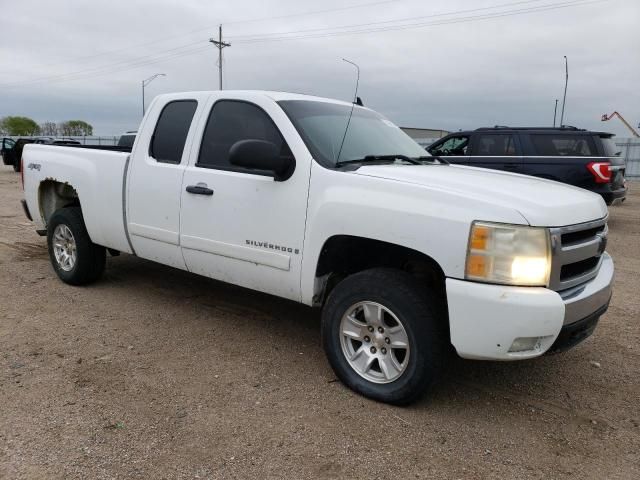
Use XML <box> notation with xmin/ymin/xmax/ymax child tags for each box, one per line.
<box><xmin>321</xmin><ymin>268</ymin><xmax>445</xmax><ymax>405</ymax></box>
<box><xmin>47</xmin><ymin>207</ymin><xmax>106</xmax><ymax>285</ymax></box>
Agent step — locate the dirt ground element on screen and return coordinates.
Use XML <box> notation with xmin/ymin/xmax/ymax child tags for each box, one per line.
<box><xmin>0</xmin><ymin>165</ymin><xmax>638</xmax><ymax>479</ymax></box>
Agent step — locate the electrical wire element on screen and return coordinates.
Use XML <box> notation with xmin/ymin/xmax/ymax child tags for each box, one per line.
<box><xmin>0</xmin><ymin>0</ymin><xmax>605</xmax><ymax>88</ymax></box>
<box><xmin>0</xmin><ymin>0</ymin><xmax>398</xmax><ymax>76</ymax></box>
<box><xmin>228</xmin><ymin>0</ymin><xmax>552</xmax><ymax>40</ymax></box>
<box><xmin>231</xmin><ymin>0</ymin><xmax>603</xmax><ymax>44</ymax></box>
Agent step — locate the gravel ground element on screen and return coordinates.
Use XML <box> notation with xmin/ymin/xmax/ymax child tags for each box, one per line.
<box><xmin>0</xmin><ymin>165</ymin><xmax>638</xmax><ymax>479</ymax></box>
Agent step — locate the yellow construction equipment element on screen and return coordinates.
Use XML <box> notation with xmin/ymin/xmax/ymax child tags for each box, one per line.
<box><xmin>601</xmin><ymin>111</ymin><xmax>640</xmax><ymax>137</ymax></box>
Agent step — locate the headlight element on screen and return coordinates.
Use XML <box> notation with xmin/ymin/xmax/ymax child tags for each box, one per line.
<box><xmin>465</xmin><ymin>222</ymin><xmax>551</xmax><ymax>287</ymax></box>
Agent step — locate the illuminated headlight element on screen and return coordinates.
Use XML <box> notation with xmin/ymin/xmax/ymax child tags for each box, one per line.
<box><xmin>465</xmin><ymin>222</ymin><xmax>551</xmax><ymax>287</ymax></box>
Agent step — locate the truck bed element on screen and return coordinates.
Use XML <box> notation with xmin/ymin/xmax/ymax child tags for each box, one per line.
<box><xmin>22</xmin><ymin>144</ymin><xmax>133</xmax><ymax>254</ymax></box>
<box><xmin>65</xmin><ymin>144</ymin><xmax>133</xmax><ymax>153</ymax></box>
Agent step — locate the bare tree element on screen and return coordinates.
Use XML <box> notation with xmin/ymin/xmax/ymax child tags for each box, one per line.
<box><xmin>58</xmin><ymin>120</ymin><xmax>93</xmax><ymax>136</ymax></box>
<box><xmin>40</xmin><ymin>121</ymin><xmax>58</xmax><ymax>136</ymax></box>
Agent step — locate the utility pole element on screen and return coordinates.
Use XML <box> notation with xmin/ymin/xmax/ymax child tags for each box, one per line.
<box><xmin>560</xmin><ymin>56</ymin><xmax>568</xmax><ymax>127</ymax></box>
<box><xmin>142</xmin><ymin>73</ymin><xmax>166</xmax><ymax>116</ymax></box>
<box><xmin>553</xmin><ymin>99</ymin><xmax>558</xmax><ymax>127</ymax></box>
<box><xmin>209</xmin><ymin>25</ymin><xmax>231</xmax><ymax>90</ymax></box>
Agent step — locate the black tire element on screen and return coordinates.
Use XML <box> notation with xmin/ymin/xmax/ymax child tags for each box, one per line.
<box><xmin>47</xmin><ymin>207</ymin><xmax>106</xmax><ymax>285</ymax></box>
<box><xmin>12</xmin><ymin>159</ymin><xmax>20</xmax><ymax>172</ymax></box>
<box><xmin>321</xmin><ymin>268</ymin><xmax>445</xmax><ymax>405</ymax></box>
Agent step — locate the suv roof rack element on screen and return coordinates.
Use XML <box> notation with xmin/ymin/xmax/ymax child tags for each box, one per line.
<box><xmin>474</xmin><ymin>126</ymin><xmax>587</xmax><ymax>132</ymax></box>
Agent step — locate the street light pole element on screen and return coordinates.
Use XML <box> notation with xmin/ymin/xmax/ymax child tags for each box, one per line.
<box><xmin>142</xmin><ymin>73</ymin><xmax>166</xmax><ymax>116</ymax></box>
<box><xmin>559</xmin><ymin>56</ymin><xmax>568</xmax><ymax>127</ymax></box>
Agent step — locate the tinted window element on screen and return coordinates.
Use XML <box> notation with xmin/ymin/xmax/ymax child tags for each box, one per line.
<box><xmin>118</xmin><ymin>134</ymin><xmax>136</xmax><ymax>148</ymax></box>
<box><xmin>474</xmin><ymin>134</ymin><xmax>517</xmax><ymax>156</ymax></box>
<box><xmin>198</xmin><ymin>100</ymin><xmax>290</xmax><ymax>170</ymax></box>
<box><xmin>600</xmin><ymin>137</ymin><xmax>621</xmax><ymax>157</ymax></box>
<box><xmin>430</xmin><ymin>135</ymin><xmax>469</xmax><ymax>155</ymax></box>
<box><xmin>150</xmin><ymin>100</ymin><xmax>197</xmax><ymax>163</ymax></box>
<box><xmin>530</xmin><ymin>134</ymin><xmax>595</xmax><ymax>156</ymax></box>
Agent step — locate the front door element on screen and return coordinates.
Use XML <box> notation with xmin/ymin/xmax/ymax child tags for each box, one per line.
<box><xmin>428</xmin><ymin>134</ymin><xmax>470</xmax><ymax>164</ymax></box>
<box><xmin>179</xmin><ymin>94</ymin><xmax>310</xmax><ymax>302</ymax></box>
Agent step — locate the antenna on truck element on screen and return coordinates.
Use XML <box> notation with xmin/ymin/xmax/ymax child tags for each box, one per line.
<box><xmin>336</xmin><ymin>58</ymin><xmax>360</xmax><ymax>164</ymax></box>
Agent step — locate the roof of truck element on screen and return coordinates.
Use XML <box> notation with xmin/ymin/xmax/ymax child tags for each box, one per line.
<box><xmin>159</xmin><ymin>90</ymin><xmax>356</xmax><ymax>107</ymax></box>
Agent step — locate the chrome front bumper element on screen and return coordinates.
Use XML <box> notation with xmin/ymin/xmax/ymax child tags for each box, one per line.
<box><xmin>560</xmin><ymin>253</ymin><xmax>614</xmax><ymax>326</ymax></box>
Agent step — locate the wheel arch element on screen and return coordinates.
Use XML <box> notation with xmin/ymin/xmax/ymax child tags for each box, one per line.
<box><xmin>38</xmin><ymin>179</ymin><xmax>81</xmax><ymax>227</ymax></box>
<box><xmin>313</xmin><ymin>235</ymin><xmax>447</xmax><ymax>308</ymax></box>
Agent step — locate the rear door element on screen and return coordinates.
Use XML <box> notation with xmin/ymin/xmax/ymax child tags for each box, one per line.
<box><xmin>126</xmin><ymin>95</ymin><xmax>206</xmax><ymax>269</ymax></box>
<box><xmin>522</xmin><ymin>133</ymin><xmax>597</xmax><ymax>187</ymax></box>
<box><xmin>1</xmin><ymin>138</ymin><xmax>15</xmax><ymax>164</ymax></box>
<box><xmin>468</xmin><ymin>132</ymin><xmax>522</xmax><ymax>172</ymax></box>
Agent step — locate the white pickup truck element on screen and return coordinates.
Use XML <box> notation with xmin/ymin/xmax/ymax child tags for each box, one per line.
<box><xmin>21</xmin><ymin>90</ymin><xmax>614</xmax><ymax>404</ymax></box>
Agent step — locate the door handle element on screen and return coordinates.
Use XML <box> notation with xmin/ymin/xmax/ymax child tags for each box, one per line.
<box><xmin>186</xmin><ymin>183</ymin><xmax>214</xmax><ymax>196</ymax></box>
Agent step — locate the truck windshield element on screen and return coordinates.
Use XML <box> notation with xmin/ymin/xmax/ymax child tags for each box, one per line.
<box><xmin>278</xmin><ymin>100</ymin><xmax>427</xmax><ymax>167</ymax></box>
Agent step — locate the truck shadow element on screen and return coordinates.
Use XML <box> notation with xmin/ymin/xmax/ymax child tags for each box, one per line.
<box><xmin>102</xmin><ymin>253</ymin><xmax>598</xmax><ymax>422</ymax></box>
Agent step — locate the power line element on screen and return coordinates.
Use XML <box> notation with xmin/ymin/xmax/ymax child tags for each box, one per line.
<box><xmin>0</xmin><ymin>43</ymin><xmax>210</xmax><ymax>88</ymax></box>
<box><xmin>0</xmin><ymin>0</ymin><xmax>604</xmax><ymax>89</ymax></box>
<box><xmin>228</xmin><ymin>0</ymin><xmax>551</xmax><ymax>40</ymax></box>
<box><xmin>0</xmin><ymin>0</ymin><xmax>397</xmax><ymax>76</ymax></box>
<box><xmin>0</xmin><ymin>45</ymin><xmax>211</xmax><ymax>88</ymax></box>
<box><xmin>230</xmin><ymin>0</ymin><xmax>603</xmax><ymax>44</ymax></box>
<box><xmin>223</xmin><ymin>0</ymin><xmax>399</xmax><ymax>25</ymax></box>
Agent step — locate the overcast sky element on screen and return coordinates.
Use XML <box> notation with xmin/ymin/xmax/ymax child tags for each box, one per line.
<box><xmin>0</xmin><ymin>0</ymin><xmax>638</xmax><ymax>137</ymax></box>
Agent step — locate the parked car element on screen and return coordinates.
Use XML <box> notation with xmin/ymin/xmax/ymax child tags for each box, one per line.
<box><xmin>4</xmin><ymin>138</ymin><xmax>83</xmax><ymax>171</ymax></box>
<box><xmin>33</xmin><ymin>137</ymin><xmax>82</xmax><ymax>146</ymax></box>
<box><xmin>117</xmin><ymin>131</ymin><xmax>137</xmax><ymax>148</ymax></box>
<box><xmin>1</xmin><ymin>137</ymin><xmax>16</xmax><ymax>161</ymax></box>
<box><xmin>3</xmin><ymin>138</ymin><xmax>36</xmax><ymax>171</ymax></box>
<box><xmin>21</xmin><ymin>91</ymin><xmax>613</xmax><ymax>405</ymax></box>
<box><xmin>426</xmin><ymin>127</ymin><xmax>627</xmax><ymax>205</ymax></box>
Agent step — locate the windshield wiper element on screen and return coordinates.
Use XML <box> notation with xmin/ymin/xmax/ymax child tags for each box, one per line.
<box><xmin>336</xmin><ymin>154</ymin><xmax>422</xmax><ymax>166</ymax></box>
<box><xmin>416</xmin><ymin>155</ymin><xmax>450</xmax><ymax>165</ymax></box>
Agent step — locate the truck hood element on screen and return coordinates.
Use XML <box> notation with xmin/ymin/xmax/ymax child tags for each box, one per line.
<box><xmin>354</xmin><ymin>164</ymin><xmax>607</xmax><ymax>227</ymax></box>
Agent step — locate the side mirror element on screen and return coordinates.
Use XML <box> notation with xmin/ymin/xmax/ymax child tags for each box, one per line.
<box><xmin>229</xmin><ymin>139</ymin><xmax>295</xmax><ymax>181</ymax></box>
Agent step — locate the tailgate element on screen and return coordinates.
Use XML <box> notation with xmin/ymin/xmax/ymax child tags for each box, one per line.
<box><xmin>600</xmin><ymin>135</ymin><xmax>626</xmax><ymax>189</ymax></box>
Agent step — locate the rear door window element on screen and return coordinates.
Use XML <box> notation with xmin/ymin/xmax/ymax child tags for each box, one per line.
<box><xmin>473</xmin><ymin>134</ymin><xmax>517</xmax><ymax>156</ymax></box>
<box><xmin>149</xmin><ymin>100</ymin><xmax>198</xmax><ymax>164</ymax></box>
<box><xmin>600</xmin><ymin>137</ymin><xmax>621</xmax><ymax>157</ymax></box>
<box><xmin>530</xmin><ymin>134</ymin><xmax>595</xmax><ymax>156</ymax></box>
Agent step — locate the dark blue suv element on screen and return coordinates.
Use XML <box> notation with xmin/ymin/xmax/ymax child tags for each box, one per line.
<box><xmin>427</xmin><ymin>127</ymin><xmax>627</xmax><ymax>205</ymax></box>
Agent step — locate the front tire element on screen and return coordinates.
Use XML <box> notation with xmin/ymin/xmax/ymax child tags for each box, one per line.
<box><xmin>321</xmin><ymin>268</ymin><xmax>445</xmax><ymax>405</ymax></box>
<box><xmin>47</xmin><ymin>207</ymin><xmax>106</xmax><ymax>285</ymax></box>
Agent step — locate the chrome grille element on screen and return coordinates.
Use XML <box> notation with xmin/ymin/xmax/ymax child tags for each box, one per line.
<box><xmin>549</xmin><ymin>217</ymin><xmax>607</xmax><ymax>291</ymax></box>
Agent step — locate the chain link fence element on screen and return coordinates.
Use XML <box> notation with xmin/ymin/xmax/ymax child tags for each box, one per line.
<box><xmin>4</xmin><ymin>135</ymin><xmax>120</xmax><ymax>146</ymax></box>
<box><xmin>615</xmin><ymin>137</ymin><xmax>640</xmax><ymax>179</ymax></box>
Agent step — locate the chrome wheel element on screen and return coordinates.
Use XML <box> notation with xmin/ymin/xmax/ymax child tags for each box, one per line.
<box><xmin>52</xmin><ymin>224</ymin><xmax>77</xmax><ymax>272</ymax></box>
<box><xmin>339</xmin><ymin>301</ymin><xmax>410</xmax><ymax>384</ymax></box>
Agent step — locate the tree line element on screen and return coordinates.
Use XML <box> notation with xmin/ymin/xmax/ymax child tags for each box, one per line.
<box><xmin>0</xmin><ymin>116</ymin><xmax>93</xmax><ymax>136</ymax></box>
